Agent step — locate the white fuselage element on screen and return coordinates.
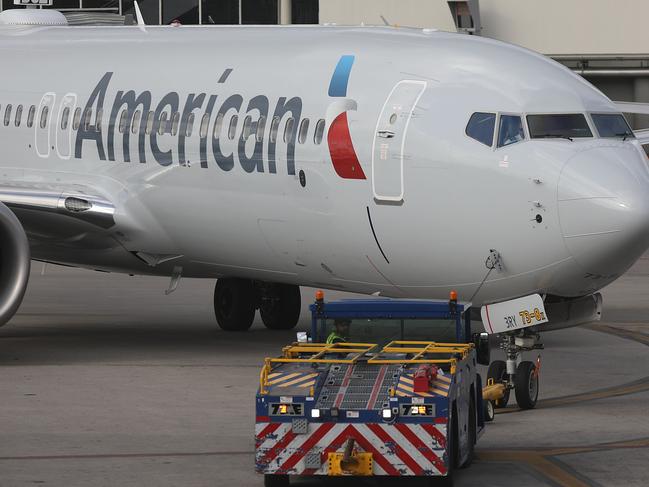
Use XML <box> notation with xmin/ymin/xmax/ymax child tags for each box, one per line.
<box><xmin>2</xmin><ymin>24</ymin><xmax>649</xmax><ymax>305</ymax></box>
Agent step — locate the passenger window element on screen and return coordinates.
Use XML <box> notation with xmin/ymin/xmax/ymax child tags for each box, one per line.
<box><xmin>212</xmin><ymin>113</ymin><xmax>224</xmax><ymax>139</ymax></box>
<box><xmin>83</xmin><ymin>109</ymin><xmax>92</xmax><ymax>131</ymax></box>
<box><xmin>185</xmin><ymin>113</ymin><xmax>194</xmax><ymax>137</ymax></box>
<box><xmin>497</xmin><ymin>115</ymin><xmax>525</xmax><ymax>148</ymax></box>
<box><xmin>228</xmin><ymin>115</ymin><xmax>238</xmax><ymax>140</ymax></box>
<box><xmin>4</xmin><ymin>104</ymin><xmax>12</xmax><ymax>127</ymax></box>
<box><xmin>256</xmin><ymin>115</ymin><xmax>266</xmax><ymax>142</ymax></box>
<box><xmin>15</xmin><ymin>105</ymin><xmax>23</xmax><ymax>127</ymax></box>
<box><xmin>145</xmin><ymin>111</ymin><xmax>155</xmax><ymax>135</ymax></box>
<box><xmin>72</xmin><ymin>107</ymin><xmax>81</xmax><ymax>130</ymax></box>
<box><xmin>466</xmin><ymin>112</ymin><xmax>496</xmax><ymax>147</ymax></box>
<box><xmin>171</xmin><ymin>112</ymin><xmax>180</xmax><ymax>136</ymax></box>
<box><xmin>158</xmin><ymin>112</ymin><xmax>168</xmax><ymax>135</ymax></box>
<box><xmin>61</xmin><ymin>107</ymin><xmax>70</xmax><ymax>130</ymax></box>
<box><xmin>39</xmin><ymin>106</ymin><xmax>49</xmax><ymax>129</ymax></box>
<box><xmin>199</xmin><ymin>113</ymin><xmax>209</xmax><ymax>138</ymax></box>
<box><xmin>242</xmin><ymin>115</ymin><xmax>252</xmax><ymax>140</ymax></box>
<box><xmin>269</xmin><ymin>116</ymin><xmax>280</xmax><ymax>143</ymax></box>
<box><xmin>118</xmin><ymin>110</ymin><xmax>128</xmax><ymax>134</ymax></box>
<box><xmin>314</xmin><ymin>119</ymin><xmax>325</xmax><ymax>144</ymax></box>
<box><xmin>298</xmin><ymin>118</ymin><xmax>309</xmax><ymax>144</ymax></box>
<box><xmin>27</xmin><ymin>105</ymin><xmax>35</xmax><ymax>128</ymax></box>
<box><xmin>94</xmin><ymin>109</ymin><xmax>102</xmax><ymax>133</ymax></box>
<box><xmin>284</xmin><ymin>117</ymin><xmax>295</xmax><ymax>143</ymax></box>
<box><xmin>131</xmin><ymin>110</ymin><xmax>141</xmax><ymax>134</ymax></box>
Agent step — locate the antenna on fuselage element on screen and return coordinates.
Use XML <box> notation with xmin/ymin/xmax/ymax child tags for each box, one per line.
<box><xmin>133</xmin><ymin>1</ymin><xmax>146</xmax><ymax>30</ymax></box>
<box><xmin>380</xmin><ymin>15</ymin><xmax>390</xmax><ymax>26</ymax></box>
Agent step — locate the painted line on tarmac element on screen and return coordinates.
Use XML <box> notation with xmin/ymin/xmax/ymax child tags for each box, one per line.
<box><xmin>477</xmin><ymin>437</ymin><xmax>649</xmax><ymax>487</ymax></box>
<box><xmin>498</xmin><ymin>324</ymin><xmax>649</xmax><ymax>415</ymax></box>
<box><xmin>0</xmin><ymin>451</ymin><xmax>254</xmax><ymax>461</ymax></box>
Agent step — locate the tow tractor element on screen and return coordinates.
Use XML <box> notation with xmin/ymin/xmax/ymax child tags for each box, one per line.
<box><xmin>255</xmin><ymin>292</ymin><xmax>492</xmax><ymax>486</ymax></box>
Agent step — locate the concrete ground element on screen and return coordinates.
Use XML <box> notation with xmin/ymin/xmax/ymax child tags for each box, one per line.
<box><xmin>1</xmin><ymin>256</ymin><xmax>648</xmax><ymax>486</ymax></box>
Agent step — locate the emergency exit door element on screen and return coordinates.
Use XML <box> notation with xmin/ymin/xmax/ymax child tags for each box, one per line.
<box><xmin>372</xmin><ymin>80</ymin><xmax>427</xmax><ymax>202</ymax></box>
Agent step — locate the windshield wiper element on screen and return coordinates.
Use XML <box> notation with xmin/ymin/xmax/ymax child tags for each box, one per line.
<box><xmin>537</xmin><ymin>134</ymin><xmax>573</xmax><ymax>141</ymax></box>
<box><xmin>614</xmin><ymin>132</ymin><xmax>632</xmax><ymax>141</ymax></box>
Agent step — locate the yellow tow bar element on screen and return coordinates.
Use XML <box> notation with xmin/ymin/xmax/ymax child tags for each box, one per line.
<box><xmin>327</xmin><ymin>439</ymin><xmax>373</xmax><ymax>476</ymax></box>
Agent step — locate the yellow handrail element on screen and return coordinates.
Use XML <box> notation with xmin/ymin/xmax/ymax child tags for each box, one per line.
<box><xmin>259</xmin><ymin>341</ymin><xmax>474</xmax><ymax>393</ymax></box>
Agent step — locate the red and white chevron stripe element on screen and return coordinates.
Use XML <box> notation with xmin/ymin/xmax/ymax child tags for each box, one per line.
<box><xmin>255</xmin><ymin>421</ymin><xmax>448</xmax><ymax>476</ymax></box>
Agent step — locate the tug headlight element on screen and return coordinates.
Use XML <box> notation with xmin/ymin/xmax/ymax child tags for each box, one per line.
<box><xmin>382</xmin><ymin>408</ymin><xmax>393</xmax><ymax>420</ymax></box>
<box><xmin>311</xmin><ymin>409</ymin><xmax>321</xmax><ymax>419</ymax></box>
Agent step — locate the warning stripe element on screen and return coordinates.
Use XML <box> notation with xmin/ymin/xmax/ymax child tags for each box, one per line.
<box><xmin>267</xmin><ymin>372</ymin><xmax>302</xmax><ymax>385</ymax></box>
<box><xmin>367</xmin><ymin>365</ymin><xmax>388</xmax><ymax>409</ymax></box>
<box><xmin>277</xmin><ymin>423</ymin><xmax>336</xmax><ymax>472</ymax></box>
<box><xmin>273</xmin><ymin>373</ymin><xmax>319</xmax><ymax>388</ymax></box>
<box><xmin>398</xmin><ymin>375</ymin><xmax>449</xmax><ymax>397</ymax></box>
<box><xmin>257</xmin><ymin>422</ymin><xmax>448</xmax><ymax>476</ymax></box>
<box><xmin>395</xmin><ymin>423</ymin><xmax>447</xmax><ymax>475</ymax></box>
<box><xmin>256</xmin><ymin>422</ymin><xmax>281</xmax><ymax>442</ymax></box>
<box><xmin>333</xmin><ymin>365</ymin><xmax>354</xmax><ymax>408</ymax></box>
<box><xmin>257</xmin><ymin>424</ymin><xmax>291</xmax><ymax>452</ymax></box>
<box><xmin>421</xmin><ymin>423</ymin><xmax>447</xmax><ymax>449</ymax></box>
<box><xmin>366</xmin><ymin>423</ymin><xmax>423</xmax><ymax>475</ymax></box>
<box><xmin>396</xmin><ymin>383</ymin><xmax>433</xmax><ymax>397</ymax></box>
<box><xmin>259</xmin><ymin>430</ymin><xmax>297</xmax><ymax>465</ymax></box>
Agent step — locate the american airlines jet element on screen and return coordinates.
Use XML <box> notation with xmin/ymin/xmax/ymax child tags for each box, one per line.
<box><xmin>1</xmin><ymin>10</ymin><xmax>649</xmax><ymax>359</ymax></box>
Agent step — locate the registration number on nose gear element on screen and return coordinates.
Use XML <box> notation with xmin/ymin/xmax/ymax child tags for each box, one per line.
<box><xmin>480</xmin><ymin>294</ymin><xmax>549</xmax><ymax>334</ymax></box>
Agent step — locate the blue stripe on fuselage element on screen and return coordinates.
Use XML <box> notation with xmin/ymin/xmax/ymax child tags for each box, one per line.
<box><xmin>328</xmin><ymin>55</ymin><xmax>355</xmax><ymax>97</ymax></box>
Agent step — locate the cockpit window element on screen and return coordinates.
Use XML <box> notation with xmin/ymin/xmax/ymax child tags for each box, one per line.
<box><xmin>527</xmin><ymin>114</ymin><xmax>592</xmax><ymax>140</ymax></box>
<box><xmin>497</xmin><ymin>115</ymin><xmax>525</xmax><ymax>148</ymax></box>
<box><xmin>466</xmin><ymin>112</ymin><xmax>496</xmax><ymax>146</ymax></box>
<box><xmin>591</xmin><ymin>114</ymin><xmax>634</xmax><ymax>139</ymax></box>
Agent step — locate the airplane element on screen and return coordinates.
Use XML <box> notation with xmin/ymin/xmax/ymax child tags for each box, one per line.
<box><xmin>1</xmin><ymin>8</ymin><xmax>649</xmax><ymax>369</ymax></box>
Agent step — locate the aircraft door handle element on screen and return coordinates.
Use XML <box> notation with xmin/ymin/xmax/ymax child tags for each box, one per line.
<box><xmin>378</xmin><ymin>130</ymin><xmax>395</xmax><ymax>139</ymax></box>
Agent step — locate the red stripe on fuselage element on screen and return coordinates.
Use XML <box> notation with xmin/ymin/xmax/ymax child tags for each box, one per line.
<box><xmin>327</xmin><ymin>112</ymin><xmax>367</xmax><ymax>180</ymax></box>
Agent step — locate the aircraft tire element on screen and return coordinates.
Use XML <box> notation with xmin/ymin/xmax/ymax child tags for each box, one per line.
<box><xmin>514</xmin><ymin>361</ymin><xmax>539</xmax><ymax>409</ymax></box>
<box><xmin>259</xmin><ymin>284</ymin><xmax>301</xmax><ymax>330</ymax></box>
<box><xmin>213</xmin><ymin>278</ymin><xmax>256</xmax><ymax>331</ymax></box>
<box><xmin>483</xmin><ymin>400</ymin><xmax>495</xmax><ymax>422</ymax></box>
<box><xmin>486</xmin><ymin>360</ymin><xmax>510</xmax><ymax>408</ymax></box>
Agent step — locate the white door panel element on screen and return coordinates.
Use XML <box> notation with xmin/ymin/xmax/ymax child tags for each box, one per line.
<box><xmin>372</xmin><ymin>80</ymin><xmax>427</xmax><ymax>202</ymax></box>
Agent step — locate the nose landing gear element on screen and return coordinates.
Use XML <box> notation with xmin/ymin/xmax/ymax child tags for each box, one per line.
<box><xmin>487</xmin><ymin>331</ymin><xmax>543</xmax><ymax>410</ymax></box>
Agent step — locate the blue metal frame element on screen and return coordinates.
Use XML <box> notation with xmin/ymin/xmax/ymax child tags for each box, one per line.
<box><xmin>309</xmin><ymin>298</ymin><xmax>471</xmax><ymax>343</ymax></box>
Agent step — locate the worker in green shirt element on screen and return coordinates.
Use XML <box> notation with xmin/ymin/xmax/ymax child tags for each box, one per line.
<box><xmin>326</xmin><ymin>319</ymin><xmax>351</xmax><ymax>344</ymax></box>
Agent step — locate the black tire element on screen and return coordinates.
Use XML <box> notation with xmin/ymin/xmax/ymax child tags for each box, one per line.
<box><xmin>483</xmin><ymin>400</ymin><xmax>495</xmax><ymax>422</ymax></box>
<box><xmin>460</xmin><ymin>393</ymin><xmax>476</xmax><ymax>468</ymax></box>
<box><xmin>439</xmin><ymin>403</ymin><xmax>458</xmax><ymax>486</ymax></box>
<box><xmin>264</xmin><ymin>474</ymin><xmax>289</xmax><ymax>487</ymax></box>
<box><xmin>514</xmin><ymin>361</ymin><xmax>539</xmax><ymax>409</ymax></box>
<box><xmin>259</xmin><ymin>284</ymin><xmax>301</xmax><ymax>330</ymax></box>
<box><xmin>487</xmin><ymin>360</ymin><xmax>510</xmax><ymax>408</ymax></box>
<box><xmin>213</xmin><ymin>278</ymin><xmax>256</xmax><ymax>331</ymax></box>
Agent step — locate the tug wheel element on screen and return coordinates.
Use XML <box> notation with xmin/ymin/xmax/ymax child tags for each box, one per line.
<box><xmin>486</xmin><ymin>360</ymin><xmax>510</xmax><ymax>408</ymax></box>
<box><xmin>213</xmin><ymin>278</ymin><xmax>256</xmax><ymax>331</ymax></box>
<box><xmin>259</xmin><ymin>284</ymin><xmax>301</xmax><ymax>330</ymax></box>
<box><xmin>460</xmin><ymin>393</ymin><xmax>476</xmax><ymax>468</ymax></box>
<box><xmin>515</xmin><ymin>361</ymin><xmax>539</xmax><ymax>409</ymax></box>
<box><xmin>264</xmin><ymin>474</ymin><xmax>289</xmax><ymax>487</ymax></box>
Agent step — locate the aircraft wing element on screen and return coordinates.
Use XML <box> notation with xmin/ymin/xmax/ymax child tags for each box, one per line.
<box><xmin>0</xmin><ymin>182</ymin><xmax>118</xmax><ymax>249</ymax></box>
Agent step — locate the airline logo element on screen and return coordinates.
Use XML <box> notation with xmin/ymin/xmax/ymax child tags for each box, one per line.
<box><xmin>326</xmin><ymin>55</ymin><xmax>367</xmax><ymax>180</ymax></box>
<box><xmin>73</xmin><ymin>55</ymin><xmax>366</xmax><ymax>180</ymax></box>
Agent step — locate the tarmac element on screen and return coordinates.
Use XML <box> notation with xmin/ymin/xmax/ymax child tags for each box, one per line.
<box><xmin>1</xmin><ymin>255</ymin><xmax>648</xmax><ymax>486</ymax></box>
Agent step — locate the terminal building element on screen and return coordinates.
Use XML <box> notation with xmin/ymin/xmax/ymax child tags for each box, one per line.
<box><xmin>3</xmin><ymin>0</ymin><xmax>649</xmax><ymax>127</ymax></box>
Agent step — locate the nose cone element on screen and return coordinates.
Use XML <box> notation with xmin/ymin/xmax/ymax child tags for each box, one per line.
<box><xmin>558</xmin><ymin>145</ymin><xmax>649</xmax><ymax>279</ymax></box>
